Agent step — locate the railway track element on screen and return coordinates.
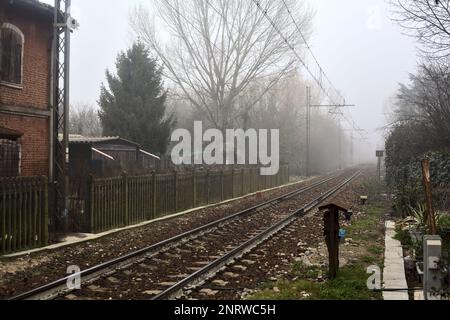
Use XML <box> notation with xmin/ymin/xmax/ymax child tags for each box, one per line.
<box><xmin>10</xmin><ymin>170</ymin><xmax>359</xmax><ymax>300</ymax></box>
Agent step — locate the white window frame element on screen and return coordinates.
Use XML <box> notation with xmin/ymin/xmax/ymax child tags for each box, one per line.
<box><xmin>0</xmin><ymin>23</ymin><xmax>25</xmax><ymax>89</ymax></box>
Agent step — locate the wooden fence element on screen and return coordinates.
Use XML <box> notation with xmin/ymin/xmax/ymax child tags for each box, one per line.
<box><xmin>0</xmin><ymin>177</ymin><xmax>49</xmax><ymax>255</ymax></box>
<box><xmin>86</xmin><ymin>166</ymin><xmax>289</xmax><ymax>233</ymax></box>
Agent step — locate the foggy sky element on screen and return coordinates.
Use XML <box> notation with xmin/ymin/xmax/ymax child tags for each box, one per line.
<box><xmin>41</xmin><ymin>0</ymin><xmax>419</xmax><ymax>153</ymax></box>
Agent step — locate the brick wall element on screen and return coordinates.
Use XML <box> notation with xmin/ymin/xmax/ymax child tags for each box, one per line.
<box><xmin>0</xmin><ymin>5</ymin><xmax>53</xmax><ymax>109</ymax></box>
<box><xmin>0</xmin><ymin>114</ymin><xmax>49</xmax><ymax>176</ymax></box>
<box><xmin>0</xmin><ymin>5</ymin><xmax>53</xmax><ymax>177</ymax></box>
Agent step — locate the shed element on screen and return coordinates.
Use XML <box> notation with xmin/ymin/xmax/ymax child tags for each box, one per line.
<box><xmin>68</xmin><ymin>135</ymin><xmax>160</xmax><ymax>180</ymax></box>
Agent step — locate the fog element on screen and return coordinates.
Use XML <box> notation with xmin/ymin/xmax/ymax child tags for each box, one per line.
<box><xmin>41</xmin><ymin>0</ymin><xmax>418</xmax><ymax>166</ymax></box>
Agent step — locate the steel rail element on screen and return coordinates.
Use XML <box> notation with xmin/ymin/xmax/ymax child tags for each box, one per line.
<box><xmin>152</xmin><ymin>171</ymin><xmax>362</xmax><ymax>300</ymax></box>
<box><xmin>9</xmin><ymin>173</ymin><xmax>344</xmax><ymax>300</ymax></box>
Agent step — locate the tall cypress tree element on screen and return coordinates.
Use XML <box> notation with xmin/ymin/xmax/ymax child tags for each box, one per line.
<box><xmin>98</xmin><ymin>42</ymin><xmax>175</xmax><ymax>154</ymax></box>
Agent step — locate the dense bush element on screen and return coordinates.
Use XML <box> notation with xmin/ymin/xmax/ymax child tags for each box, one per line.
<box><xmin>385</xmin><ymin>125</ymin><xmax>450</xmax><ymax>215</ymax></box>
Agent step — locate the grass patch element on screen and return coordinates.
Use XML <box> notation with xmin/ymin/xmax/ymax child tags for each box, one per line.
<box><xmin>249</xmin><ymin>265</ymin><xmax>382</xmax><ymax>300</ymax></box>
<box><xmin>292</xmin><ymin>261</ymin><xmax>322</xmax><ymax>279</ymax></box>
<box><xmin>347</xmin><ymin>206</ymin><xmax>384</xmax><ymax>243</ymax></box>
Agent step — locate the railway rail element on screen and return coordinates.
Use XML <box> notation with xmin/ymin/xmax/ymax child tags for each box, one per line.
<box><xmin>9</xmin><ymin>170</ymin><xmax>360</xmax><ymax>300</ymax></box>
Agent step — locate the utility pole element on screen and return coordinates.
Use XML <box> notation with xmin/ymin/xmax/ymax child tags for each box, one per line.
<box><xmin>338</xmin><ymin>120</ymin><xmax>342</xmax><ymax>170</ymax></box>
<box><xmin>342</xmin><ymin>129</ymin><xmax>365</xmax><ymax>167</ymax></box>
<box><xmin>307</xmin><ymin>92</ymin><xmax>355</xmax><ymax>174</ymax></box>
<box><xmin>306</xmin><ymin>86</ymin><xmax>311</xmax><ymax>177</ymax></box>
<box><xmin>349</xmin><ymin>131</ymin><xmax>354</xmax><ymax>166</ymax></box>
<box><xmin>52</xmin><ymin>0</ymin><xmax>78</xmax><ymax>236</ymax></box>
<box><xmin>376</xmin><ymin>150</ymin><xmax>385</xmax><ymax>182</ymax></box>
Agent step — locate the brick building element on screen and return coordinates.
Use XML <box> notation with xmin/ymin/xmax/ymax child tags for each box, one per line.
<box><xmin>0</xmin><ymin>0</ymin><xmax>54</xmax><ymax>177</ymax></box>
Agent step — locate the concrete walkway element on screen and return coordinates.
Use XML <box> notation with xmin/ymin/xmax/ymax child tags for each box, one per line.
<box><xmin>383</xmin><ymin>221</ymin><xmax>409</xmax><ymax>300</ymax></box>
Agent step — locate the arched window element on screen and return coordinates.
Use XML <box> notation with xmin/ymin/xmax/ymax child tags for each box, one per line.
<box><xmin>0</xmin><ymin>23</ymin><xmax>24</xmax><ymax>86</ymax></box>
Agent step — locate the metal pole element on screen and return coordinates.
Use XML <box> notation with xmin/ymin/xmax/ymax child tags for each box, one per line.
<box><xmin>53</xmin><ymin>0</ymin><xmax>73</xmax><ymax>235</ymax></box>
<box><xmin>63</xmin><ymin>0</ymin><xmax>71</xmax><ymax>234</ymax></box>
<box><xmin>338</xmin><ymin>120</ymin><xmax>342</xmax><ymax>170</ymax></box>
<box><xmin>350</xmin><ymin>132</ymin><xmax>354</xmax><ymax>166</ymax></box>
<box><xmin>377</xmin><ymin>156</ymin><xmax>381</xmax><ymax>181</ymax></box>
<box><xmin>306</xmin><ymin>86</ymin><xmax>311</xmax><ymax>177</ymax></box>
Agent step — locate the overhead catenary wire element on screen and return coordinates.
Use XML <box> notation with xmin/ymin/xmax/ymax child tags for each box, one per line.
<box><xmin>249</xmin><ymin>0</ymin><xmax>341</xmax><ymax>107</ymax></box>
<box><xmin>276</xmin><ymin>0</ymin><xmax>367</xmax><ymax>138</ymax></box>
<box><xmin>280</xmin><ymin>0</ymin><xmax>345</xmax><ymax>104</ymax></box>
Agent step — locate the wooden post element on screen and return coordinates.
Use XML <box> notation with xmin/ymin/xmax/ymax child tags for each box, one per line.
<box><xmin>206</xmin><ymin>170</ymin><xmax>211</xmax><ymax>204</ymax></box>
<box><xmin>319</xmin><ymin>203</ymin><xmax>348</xmax><ymax>280</ymax></box>
<box><xmin>174</xmin><ymin>171</ymin><xmax>179</xmax><ymax>212</ymax></box>
<box><xmin>123</xmin><ymin>173</ymin><xmax>129</xmax><ymax>227</ymax></box>
<box><xmin>421</xmin><ymin>158</ymin><xmax>437</xmax><ymax>235</ymax></box>
<box><xmin>87</xmin><ymin>175</ymin><xmax>94</xmax><ymax>233</ymax></box>
<box><xmin>220</xmin><ymin>170</ymin><xmax>224</xmax><ymax>201</ymax></box>
<box><xmin>231</xmin><ymin>169</ymin><xmax>235</xmax><ymax>198</ymax></box>
<box><xmin>152</xmin><ymin>172</ymin><xmax>157</xmax><ymax>219</ymax></box>
<box><xmin>41</xmin><ymin>176</ymin><xmax>49</xmax><ymax>247</ymax></box>
<box><xmin>287</xmin><ymin>166</ymin><xmax>290</xmax><ymax>184</ymax></box>
<box><xmin>192</xmin><ymin>169</ymin><xmax>197</xmax><ymax>208</ymax></box>
<box><xmin>17</xmin><ymin>179</ymin><xmax>22</xmax><ymax>250</ymax></box>
<box><xmin>241</xmin><ymin>169</ymin><xmax>245</xmax><ymax>195</ymax></box>
<box><xmin>1</xmin><ymin>179</ymin><xmax>5</xmax><ymax>254</ymax></box>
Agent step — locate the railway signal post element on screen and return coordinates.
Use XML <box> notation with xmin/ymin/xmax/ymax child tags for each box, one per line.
<box><xmin>376</xmin><ymin>150</ymin><xmax>384</xmax><ymax>182</ymax></box>
<box><xmin>320</xmin><ymin>203</ymin><xmax>348</xmax><ymax>280</ymax></box>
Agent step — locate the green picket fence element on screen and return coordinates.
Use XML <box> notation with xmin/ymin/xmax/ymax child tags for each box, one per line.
<box><xmin>88</xmin><ymin>166</ymin><xmax>289</xmax><ymax>234</ymax></box>
<box><xmin>0</xmin><ymin>177</ymin><xmax>49</xmax><ymax>255</ymax></box>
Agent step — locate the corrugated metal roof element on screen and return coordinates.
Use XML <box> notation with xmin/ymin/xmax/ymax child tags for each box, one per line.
<box><xmin>65</xmin><ymin>135</ymin><xmax>140</xmax><ymax>147</ymax></box>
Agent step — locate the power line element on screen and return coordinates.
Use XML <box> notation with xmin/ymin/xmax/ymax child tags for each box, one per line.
<box><xmin>277</xmin><ymin>0</ymin><xmax>368</xmax><ymax>138</ymax></box>
<box><xmin>281</xmin><ymin>0</ymin><xmax>344</xmax><ymax>104</ymax></box>
<box><xmin>250</xmin><ymin>0</ymin><xmax>342</xmax><ymax>108</ymax></box>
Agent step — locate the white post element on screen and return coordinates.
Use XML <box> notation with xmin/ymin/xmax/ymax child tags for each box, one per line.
<box><xmin>423</xmin><ymin>235</ymin><xmax>442</xmax><ymax>300</ymax></box>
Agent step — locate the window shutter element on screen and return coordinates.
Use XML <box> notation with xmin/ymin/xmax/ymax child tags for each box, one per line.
<box><xmin>3</xmin><ymin>29</ymin><xmax>13</xmax><ymax>83</ymax></box>
<box><xmin>0</xmin><ymin>27</ymin><xmax>23</xmax><ymax>84</ymax></box>
<box><xmin>14</xmin><ymin>42</ymin><xmax>22</xmax><ymax>84</ymax></box>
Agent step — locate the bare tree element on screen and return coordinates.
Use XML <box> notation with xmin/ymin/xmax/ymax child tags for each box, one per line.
<box><xmin>131</xmin><ymin>0</ymin><xmax>313</xmax><ymax>130</ymax></box>
<box><xmin>391</xmin><ymin>0</ymin><xmax>450</xmax><ymax>59</ymax></box>
<box><xmin>70</xmin><ymin>103</ymin><xmax>103</xmax><ymax>137</ymax></box>
<box><xmin>395</xmin><ymin>61</ymin><xmax>450</xmax><ymax>146</ymax></box>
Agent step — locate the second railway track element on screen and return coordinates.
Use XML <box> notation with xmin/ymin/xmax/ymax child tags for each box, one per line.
<box><xmin>10</xmin><ymin>170</ymin><xmax>360</xmax><ymax>300</ymax></box>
